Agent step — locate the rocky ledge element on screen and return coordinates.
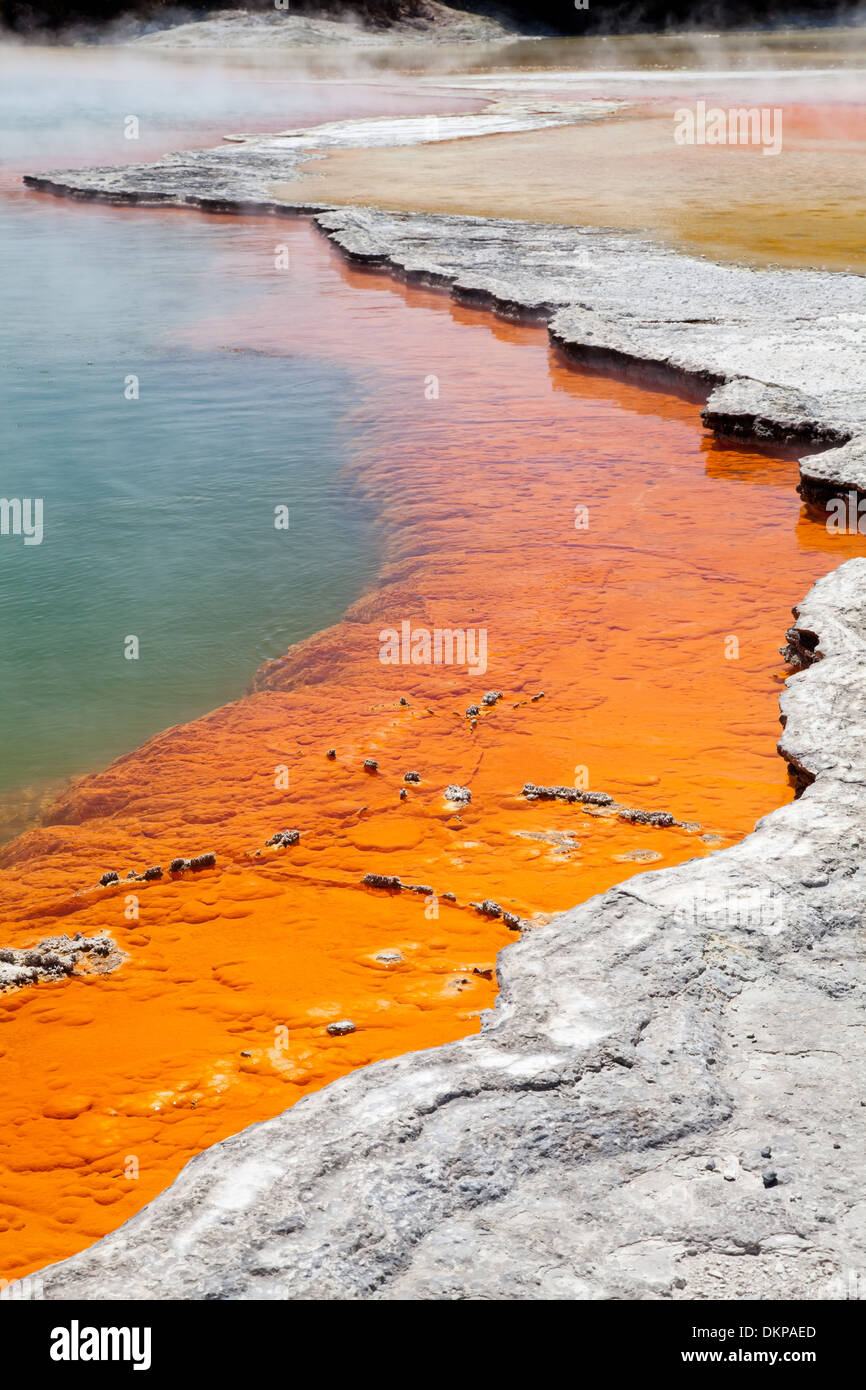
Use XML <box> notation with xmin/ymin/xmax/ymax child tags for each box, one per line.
<box><xmin>26</xmin><ymin>558</ymin><xmax>866</xmax><ymax>1300</ymax></box>
<box><xmin>24</xmin><ymin>122</ymin><xmax>866</xmax><ymax>502</ymax></box>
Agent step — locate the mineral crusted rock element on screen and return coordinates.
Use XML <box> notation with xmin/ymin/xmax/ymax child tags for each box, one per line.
<box><xmin>618</xmin><ymin>808</ymin><xmax>678</xmax><ymax>828</ymax></box>
<box><xmin>522</xmin><ymin>782</ymin><xmax>613</xmax><ymax>806</ymax></box>
<box><xmin>266</xmin><ymin>831</ymin><xmax>300</xmax><ymax>848</ymax></box>
<box><xmin>188</xmin><ymin>851</ymin><xmax>217</xmax><ymax>870</ymax></box>
<box><xmin>362</xmin><ymin>873</ymin><xmax>403</xmax><ymax>891</ymax></box>
<box><xmin>0</xmin><ymin>934</ymin><xmax>124</xmax><ymax>992</ymax></box>
<box><xmin>27</xmin><ymin>559</ymin><xmax>866</xmax><ymax>1300</ymax></box>
<box><xmin>444</xmin><ymin>784</ymin><xmax>471</xmax><ymax>804</ymax></box>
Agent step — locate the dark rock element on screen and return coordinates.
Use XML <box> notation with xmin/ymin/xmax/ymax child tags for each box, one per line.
<box><xmin>169</xmin><ymin>858</ymin><xmax>187</xmax><ymax>873</ymax></box>
<box><xmin>363</xmin><ymin>759</ymin><xmax>378</xmax><ymax>772</ymax></box>
<box><xmin>482</xmin><ymin>691</ymin><xmax>503</xmax><ymax>706</ymax></box>
<box><xmin>98</xmin><ymin>871</ymin><xmax>119</xmax><ymax>887</ymax></box>
<box><xmin>618</xmin><ymin>808</ymin><xmax>678</xmax><ymax>828</ymax></box>
<box><xmin>474</xmin><ymin>900</ymin><xmax>502</xmax><ymax>918</ymax></box>
<box><xmin>521</xmin><ymin>782</ymin><xmax>613</xmax><ymax>806</ymax></box>
<box><xmin>399</xmin><ymin>698</ymin><xmax>409</xmax><ymax>706</ymax></box>
<box><xmin>362</xmin><ymin>873</ymin><xmax>402</xmax><ymax>891</ymax></box>
<box><xmin>761</xmin><ymin>1146</ymin><xmax>772</xmax><ymax>1158</ymax></box>
<box><xmin>502</xmin><ymin>911</ymin><xmax>521</xmax><ymax>930</ymax></box>
<box><xmin>762</xmin><ymin>1170</ymin><xmax>779</xmax><ymax>1189</ymax></box>
<box><xmin>403</xmin><ymin>771</ymin><xmax>421</xmax><ymax>783</ymax></box>
<box><xmin>326</xmin><ymin>748</ymin><xmax>336</xmax><ymax>759</ymax></box>
<box><xmin>326</xmin><ymin>1020</ymin><xmax>356</xmax><ymax>1037</ymax></box>
<box><xmin>465</xmin><ymin>704</ymin><xmax>480</xmax><ymax>718</ymax></box>
<box><xmin>143</xmin><ymin>866</ymin><xmax>162</xmax><ymax>881</ymax></box>
<box><xmin>267</xmin><ymin>831</ymin><xmax>299</xmax><ymax>849</ymax></box>
<box><xmin>442</xmin><ymin>892</ymin><xmax>456</xmax><ymax>902</ymax></box>
<box><xmin>189</xmin><ymin>852</ymin><xmax>216</xmax><ymax>870</ymax></box>
<box><xmin>399</xmin><ymin>789</ymin><xmax>408</xmax><ymax>801</ymax></box>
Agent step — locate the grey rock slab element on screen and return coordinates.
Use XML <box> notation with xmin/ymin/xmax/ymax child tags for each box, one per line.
<box><xmin>27</xmin><ymin>560</ymin><xmax>866</xmax><ymax>1299</ymax></box>
<box><xmin>799</xmin><ymin>436</ymin><xmax>866</xmax><ymax>499</ymax></box>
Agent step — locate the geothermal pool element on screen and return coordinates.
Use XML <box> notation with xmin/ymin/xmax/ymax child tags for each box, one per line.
<box><xmin>0</xmin><ymin>44</ymin><xmax>482</xmax><ymax>829</ymax></box>
<box><xmin>1</xmin><ymin>44</ymin><xmax>864</xmax><ymax>1284</ymax></box>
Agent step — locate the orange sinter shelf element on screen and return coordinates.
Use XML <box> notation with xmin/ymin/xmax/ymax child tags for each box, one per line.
<box><xmin>0</xmin><ymin>217</ymin><xmax>863</xmax><ymax>1281</ymax></box>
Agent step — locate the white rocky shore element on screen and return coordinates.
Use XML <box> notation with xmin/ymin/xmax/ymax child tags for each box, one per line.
<box><xmin>20</xmin><ymin>110</ymin><xmax>866</xmax><ymax>1300</ymax></box>
<box><xmin>24</xmin><ymin>105</ymin><xmax>866</xmax><ymax>476</ymax></box>
<box><xmin>127</xmin><ymin>3</ymin><xmax>535</xmax><ymax>50</ymax></box>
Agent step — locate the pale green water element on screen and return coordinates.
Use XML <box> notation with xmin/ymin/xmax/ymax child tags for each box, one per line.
<box><xmin>0</xmin><ymin>50</ymin><xmax>406</xmax><ymax>805</ymax></box>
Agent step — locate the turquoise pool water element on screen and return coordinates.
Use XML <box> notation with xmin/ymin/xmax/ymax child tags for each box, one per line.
<box><xmin>0</xmin><ymin>48</ymin><xmax>404</xmax><ymax>807</ymax></box>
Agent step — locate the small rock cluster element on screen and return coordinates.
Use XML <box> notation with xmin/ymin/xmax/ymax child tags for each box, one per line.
<box><xmin>521</xmin><ymin>782</ymin><xmax>613</xmax><ymax>806</ymax></box>
<box><xmin>445</xmin><ymin>784</ymin><xmax>471</xmax><ymax>804</ymax></box>
<box><xmin>470</xmin><ymin>899</ymin><xmax>521</xmax><ymax>930</ymax></box>
<box><xmin>265</xmin><ymin>830</ymin><xmax>300</xmax><ymax>848</ymax></box>
<box><xmin>0</xmin><ymin>933</ymin><xmax>120</xmax><ymax>992</ymax></box>
<box><xmin>169</xmin><ymin>852</ymin><xmax>217</xmax><ymax>873</ymax></box>
<box><xmin>98</xmin><ymin>852</ymin><xmax>216</xmax><ymax>886</ymax></box>
<box><xmin>362</xmin><ymin>873</ymin><xmax>403</xmax><ymax>891</ymax></box>
<box><xmin>362</xmin><ymin>873</ymin><xmax>433</xmax><ymax>895</ymax></box>
<box><xmin>617</xmin><ymin>808</ymin><xmax>678</xmax><ymax>828</ymax></box>
<box><xmin>99</xmin><ymin>866</ymin><xmax>162</xmax><ymax>886</ymax></box>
